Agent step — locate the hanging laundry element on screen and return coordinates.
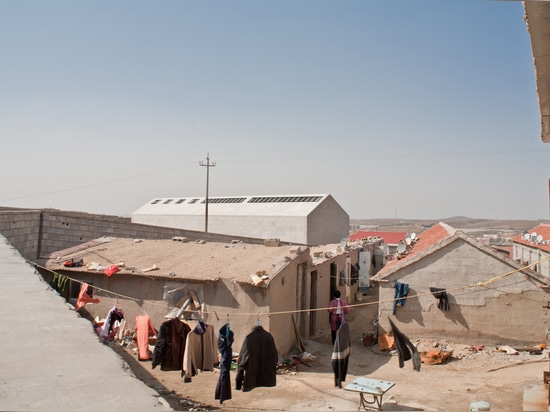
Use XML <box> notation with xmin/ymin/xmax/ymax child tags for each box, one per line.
<box><xmin>183</xmin><ymin>321</ymin><xmax>218</xmax><ymax>382</ymax></box>
<box><xmin>152</xmin><ymin>318</ymin><xmax>191</xmax><ymax>371</ymax></box>
<box><xmin>215</xmin><ymin>323</ymin><xmax>234</xmax><ymax>404</ymax></box>
<box><xmin>393</xmin><ymin>281</ymin><xmax>409</xmax><ymax>315</ymax></box>
<box><xmin>99</xmin><ymin>306</ymin><xmax>124</xmax><ymax>339</ymax></box>
<box><xmin>135</xmin><ymin>313</ymin><xmax>157</xmax><ymax>361</ymax></box>
<box><xmin>389</xmin><ymin>318</ymin><xmax>421</xmax><ymax>371</ymax></box>
<box><xmin>75</xmin><ymin>283</ymin><xmax>100</xmax><ymax>311</ymax></box>
<box><xmin>235</xmin><ymin>325</ymin><xmax>278</xmax><ymax>392</ymax></box>
<box><xmin>429</xmin><ymin>287</ymin><xmax>450</xmax><ymax>311</ymax></box>
<box><xmin>331</xmin><ymin>321</ymin><xmax>351</xmax><ymax>388</ymax></box>
<box><xmin>49</xmin><ymin>272</ymin><xmax>71</xmax><ymax>302</ymax></box>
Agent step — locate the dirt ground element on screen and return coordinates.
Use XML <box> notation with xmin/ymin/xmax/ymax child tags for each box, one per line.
<box><xmin>110</xmin><ymin>290</ymin><xmax>550</xmax><ymax>412</ymax></box>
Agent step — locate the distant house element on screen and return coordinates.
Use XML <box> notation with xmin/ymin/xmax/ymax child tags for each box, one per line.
<box><xmin>348</xmin><ymin>230</ymin><xmax>408</xmax><ymax>253</ymax></box>
<box><xmin>40</xmin><ymin>236</ymin><xmax>360</xmax><ymax>356</ymax></box>
<box><xmin>371</xmin><ymin>223</ymin><xmax>550</xmax><ymax>344</ymax></box>
<box><xmin>131</xmin><ymin>194</ymin><xmax>350</xmax><ymax>246</ymax></box>
<box><xmin>512</xmin><ymin>224</ymin><xmax>550</xmax><ymax>277</ymax></box>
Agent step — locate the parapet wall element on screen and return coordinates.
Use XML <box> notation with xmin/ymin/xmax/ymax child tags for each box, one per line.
<box><xmin>0</xmin><ymin>208</ymin><xmax>267</xmax><ymax>260</ymax></box>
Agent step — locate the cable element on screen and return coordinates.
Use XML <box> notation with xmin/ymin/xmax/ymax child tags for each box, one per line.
<box><xmin>32</xmin><ymin>255</ymin><xmax>550</xmax><ymax>320</ymax></box>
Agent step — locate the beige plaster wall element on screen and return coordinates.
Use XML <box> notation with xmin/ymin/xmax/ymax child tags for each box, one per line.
<box><xmin>378</xmin><ymin>239</ymin><xmax>550</xmax><ymax>344</ymax></box>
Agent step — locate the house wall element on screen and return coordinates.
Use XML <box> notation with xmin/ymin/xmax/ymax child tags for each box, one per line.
<box><xmin>0</xmin><ymin>208</ymin><xmax>266</xmax><ymax>261</ymax></box>
<box><xmin>132</xmin><ymin>196</ymin><xmax>350</xmax><ymax>246</ymax></box>
<box><xmin>268</xmin><ymin>256</ymin><xmax>309</xmax><ymax>355</ymax></box>
<box><xmin>513</xmin><ymin>243</ymin><xmax>550</xmax><ymax>278</ymax></box>
<box><xmin>308</xmin><ymin>197</ymin><xmax>350</xmax><ymax>245</ymax></box>
<box><xmin>39</xmin><ymin>269</ymin><xmax>280</xmax><ymax>353</ymax></box>
<box><xmin>378</xmin><ymin>239</ymin><xmax>549</xmax><ymax>345</ymax></box>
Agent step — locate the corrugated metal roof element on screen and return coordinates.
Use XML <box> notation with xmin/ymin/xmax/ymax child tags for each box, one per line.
<box><xmin>43</xmin><ymin>237</ymin><xmax>306</xmax><ymax>286</ymax></box>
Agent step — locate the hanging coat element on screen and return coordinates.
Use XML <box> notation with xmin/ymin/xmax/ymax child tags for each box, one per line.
<box><xmin>152</xmin><ymin>318</ymin><xmax>191</xmax><ymax>371</ymax></box>
<box><xmin>389</xmin><ymin>318</ymin><xmax>421</xmax><ymax>371</ymax></box>
<box><xmin>235</xmin><ymin>325</ymin><xmax>278</xmax><ymax>392</ymax></box>
<box><xmin>331</xmin><ymin>321</ymin><xmax>351</xmax><ymax>388</ymax></box>
<box><xmin>183</xmin><ymin>321</ymin><xmax>218</xmax><ymax>382</ymax></box>
<box><xmin>215</xmin><ymin>323</ymin><xmax>234</xmax><ymax>404</ymax></box>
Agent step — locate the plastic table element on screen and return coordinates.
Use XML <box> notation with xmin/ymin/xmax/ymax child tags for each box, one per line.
<box><xmin>344</xmin><ymin>377</ymin><xmax>396</xmax><ymax>411</ymax></box>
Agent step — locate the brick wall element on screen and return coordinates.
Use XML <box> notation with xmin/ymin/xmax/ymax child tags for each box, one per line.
<box><xmin>0</xmin><ymin>208</ymin><xmax>268</xmax><ymax>260</ymax></box>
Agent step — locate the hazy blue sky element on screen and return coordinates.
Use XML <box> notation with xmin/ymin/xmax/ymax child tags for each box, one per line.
<box><xmin>1</xmin><ymin>0</ymin><xmax>549</xmax><ymax>220</ymax></box>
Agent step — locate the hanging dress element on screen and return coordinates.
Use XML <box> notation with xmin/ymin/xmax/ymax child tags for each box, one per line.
<box><xmin>135</xmin><ymin>313</ymin><xmax>156</xmax><ymax>361</ymax></box>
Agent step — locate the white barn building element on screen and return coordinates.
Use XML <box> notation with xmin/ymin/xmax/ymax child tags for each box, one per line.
<box><xmin>131</xmin><ymin>194</ymin><xmax>349</xmax><ymax>245</ymax></box>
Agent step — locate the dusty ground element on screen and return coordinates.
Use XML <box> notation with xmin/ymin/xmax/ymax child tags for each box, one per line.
<box><xmin>112</xmin><ymin>332</ymin><xmax>548</xmax><ymax>411</ymax></box>
<box><xmin>110</xmin><ymin>291</ymin><xmax>549</xmax><ymax>412</ymax></box>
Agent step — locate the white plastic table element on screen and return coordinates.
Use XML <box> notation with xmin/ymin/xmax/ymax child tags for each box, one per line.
<box><xmin>344</xmin><ymin>377</ymin><xmax>396</xmax><ymax>411</ymax></box>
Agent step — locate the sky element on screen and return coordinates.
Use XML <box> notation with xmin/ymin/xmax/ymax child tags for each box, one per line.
<box><xmin>1</xmin><ymin>0</ymin><xmax>549</xmax><ymax>221</ymax></box>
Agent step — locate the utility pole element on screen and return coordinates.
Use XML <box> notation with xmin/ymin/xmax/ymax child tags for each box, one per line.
<box><xmin>199</xmin><ymin>153</ymin><xmax>216</xmax><ymax>232</ymax></box>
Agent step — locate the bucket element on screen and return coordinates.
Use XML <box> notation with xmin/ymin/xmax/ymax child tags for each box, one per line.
<box><xmin>363</xmin><ymin>335</ymin><xmax>374</xmax><ymax>346</ymax></box>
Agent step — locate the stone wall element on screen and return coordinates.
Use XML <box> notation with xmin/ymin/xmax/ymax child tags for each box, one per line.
<box><xmin>0</xmin><ymin>208</ymin><xmax>268</xmax><ymax>260</ymax></box>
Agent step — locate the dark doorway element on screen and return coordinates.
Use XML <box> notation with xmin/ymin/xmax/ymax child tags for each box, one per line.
<box><xmin>309</xmin><ymin>270</ymin><xmax>317</xmax><ymax>336</ymax></box>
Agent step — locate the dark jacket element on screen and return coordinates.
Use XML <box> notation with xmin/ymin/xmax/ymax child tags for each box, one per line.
<box><xmin>235</xmin><ymin>325</ymin><xmax>278</xmax><ymax>392</ymax></box>
<box><xmin>215</xmin><ymin>323</ymin><xmax>234</xmax><ymax>403</ymax></box>
<box><xmin>152</xmin><ymin>318</ymin><xmax>191</xmax><ymax>371</ymax></box>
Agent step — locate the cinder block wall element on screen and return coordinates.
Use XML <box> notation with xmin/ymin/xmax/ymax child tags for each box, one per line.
<box><xmin>0</xmin><ymin>207</ymin><xmax>268</xmax><ymax>260</ymax></box>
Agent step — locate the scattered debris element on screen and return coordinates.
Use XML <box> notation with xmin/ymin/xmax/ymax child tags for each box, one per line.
<box><xmin>497</xmin><ymin>345</ymin><xmax>518</xmax><ymax>355</ymax></box>
<box><xmin>420</xmin><ymin>350</ymin><xmax>453</xmax><ymax>365</ymax></box>
<box><xmin>142</xmin><ymin>264</ymin><xmax>159</xmax><ymax>272</ymax></box>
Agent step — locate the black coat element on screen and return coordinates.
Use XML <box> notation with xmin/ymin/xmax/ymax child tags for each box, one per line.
<box><xmin>152</xmin><ymin>318</ymin><xmax>191</xmax><ymax>371</ymax></box>
<box><xmin>235</xmin><ymin>325</ymin><xmax>278</xmax><ymax>392</ymax></box>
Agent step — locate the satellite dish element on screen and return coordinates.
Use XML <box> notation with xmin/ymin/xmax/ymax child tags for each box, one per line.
<box><xmin>397</xmin><ymin>242</ymin><xmax>406</xmax><ymax>254</ymax></box>
<box><xmin>537</xmin><ymin>235</ymin><xmax>543</xmax><ymax>243</ymax></box>
<box><xmin>405</xmin><ymin>237</ymin><xmax>412</xmax><ymax>246</ymax></box>
<box><xmin>523</xmin><ymin>233</ymin><xmax>530</xmax><ymax>241</ymax></box>
<box><xmin>531</xmin><ymin>232</ymin><xmax>538</xmax><ymax>241</ymax></box>
<box><xmin>411</xmin><ymin>233</ymin><xmax>416</xmax><ymax>241</ymax></box>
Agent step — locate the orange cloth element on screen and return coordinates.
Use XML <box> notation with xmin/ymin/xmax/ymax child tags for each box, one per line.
<box><xmin>75</xmin><ymin>283</ymin><xmax>100</xmax><ymax>311</ymax></box>
<box><xmin>135</xmin><ymin>314</ymin><xmax>156</xmax><ymax>360</ymax></box>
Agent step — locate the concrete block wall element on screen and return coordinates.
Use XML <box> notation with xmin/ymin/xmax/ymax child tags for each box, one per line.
<box><xmin>0</xmin><ymin>209</ymin><xmax>42</xmax><ymax>259</ymax></box>
<box><xmin>0</xmin><ymin>208</ymin><xmax>270</xmax><ymax>261</ymax></box>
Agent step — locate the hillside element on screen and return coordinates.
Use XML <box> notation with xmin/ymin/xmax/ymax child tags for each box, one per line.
<box><xmin>350</xmin><ymin>216</ymin><xmax>550</xmax><ymax>236</ymax></box>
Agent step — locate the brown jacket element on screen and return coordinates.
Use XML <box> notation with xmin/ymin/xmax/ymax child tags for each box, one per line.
<box><xmin>152</xmin><ymin>318</ymin><xmax>191</xmax><ymax>371</ymax></box>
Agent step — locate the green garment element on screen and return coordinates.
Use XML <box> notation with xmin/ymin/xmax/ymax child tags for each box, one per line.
<box><xmin>49</xmin><ymin>272</ymin><xmax>71</xmax><ymax>302</ymax></box>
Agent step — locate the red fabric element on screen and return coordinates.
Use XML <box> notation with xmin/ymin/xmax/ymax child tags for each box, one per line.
<box><xmin>135</xmin><ymin>314</ymin><xmax>156</xmax><ymax>360</ymax></box>
<box><xmin>104</xmin><ymin>264</ymin><xmax>120</xmax><ymax>277</ymax></box>
<box><xmin>75</xmin><ymin>283</ymin><xmax>100</xmax><ymax>311</ymax></box>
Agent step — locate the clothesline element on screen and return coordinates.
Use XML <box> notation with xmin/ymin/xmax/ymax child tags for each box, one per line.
<box><xmin>31</xmin><ymin>254</ymin><xmax>550</xmax><ymax>320</ymax></box>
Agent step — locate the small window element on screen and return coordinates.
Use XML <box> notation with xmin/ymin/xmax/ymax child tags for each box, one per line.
<box><xmin>175</xmin><ymin>199</ymin><xmax>185</xmax><ymax>204</ymax></box>
<box><xmin>151</xmin><ymin>199</ymin><xmax>161</xmax><ymax>204</ymax></box>
<box><xmin>163</xmin><ymin>199</ymin><xmax>174</xmax><ymax>204</ymax></box>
